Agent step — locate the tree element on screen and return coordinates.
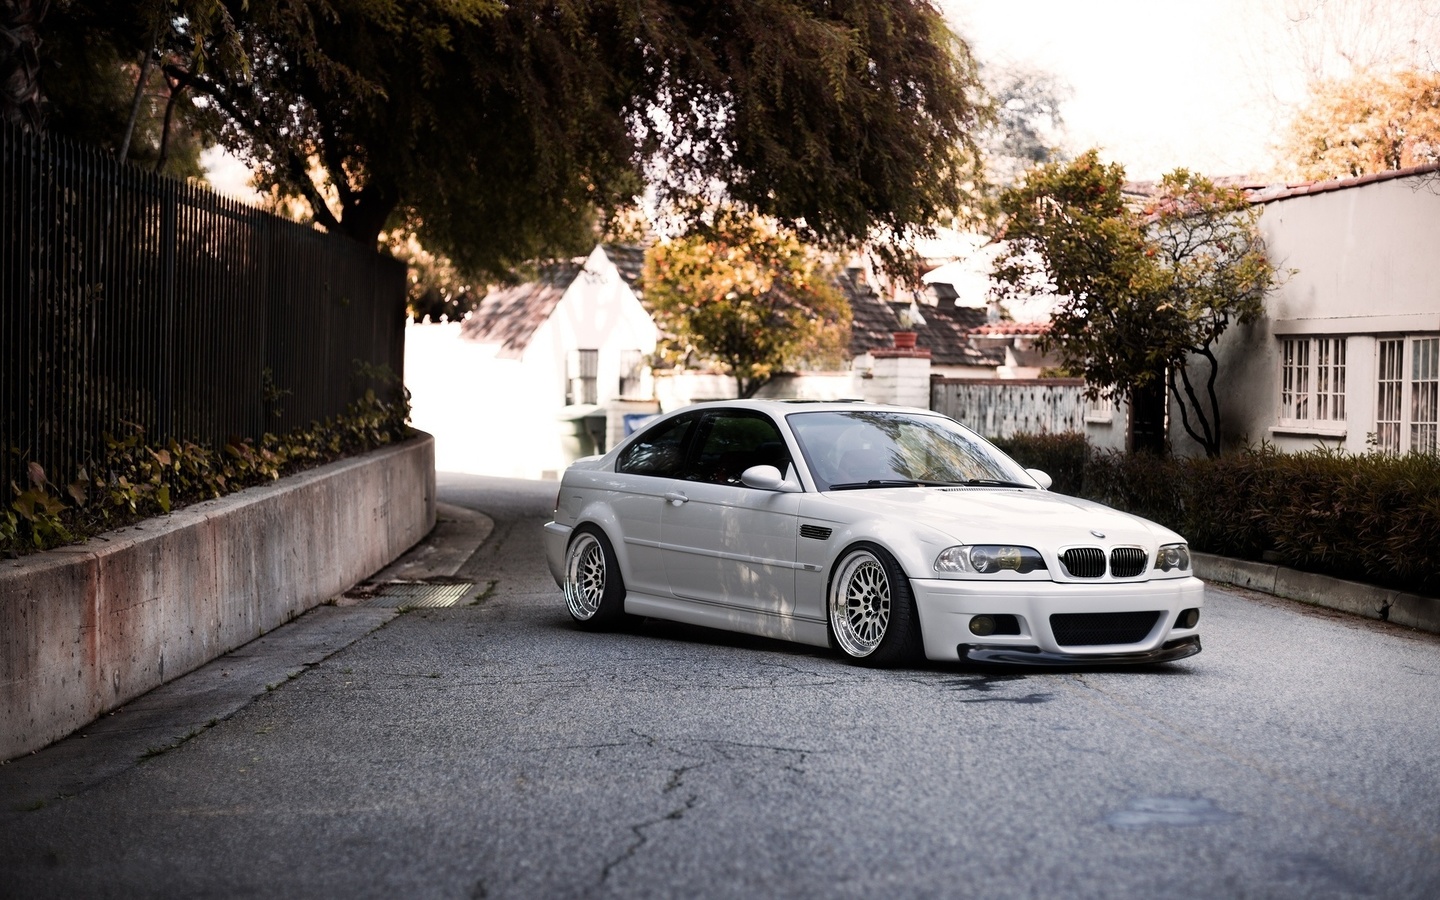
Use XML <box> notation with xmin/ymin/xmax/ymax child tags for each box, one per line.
<box><xmin>34</xmin><ymin>1</ymin><xmax>242</xmax><ymax>176</ymax></box>
<box><xmin>39</xmin><ymin>1</ymin><xmax>985</xmax><ymax>280</ymax></box>
<box><xmin>0</xmin><ymin>0</ymin><xmax>48</xmax><ymax>131</ymax></box>
<box><xmin>1143</xmin><ymin>170</ymin><xmax>1277</xmax><ymax>457</ymax></box>
<box><xmin>643</xmin><ymin>213</ymin><xmax>851</xmax><ymax>399</ymax></box>
<box><xmin>1282</xmin><ymin>68</ymin><xmax>1440</xmax><ymax>178</ymax></box>
<box><xmin>979</xmin><ymin>63</ymin><xmax>1069</xmax><ymax>190</ymax></box>
<box><xmin>993</xmin><ymin>151</ymin><xmax>1277</xmax><ymax>457</ymax></box>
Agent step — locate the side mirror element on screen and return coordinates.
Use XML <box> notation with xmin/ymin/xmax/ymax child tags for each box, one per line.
<box><xmin>1025</xmin><ymin>468</ymin><xmax>1053</xmax><ymax>490</ymax></box>
<box><xmin>740</xmin><ymin>464</ymin><xmax>799</xmax><ymax>492</ymax></box>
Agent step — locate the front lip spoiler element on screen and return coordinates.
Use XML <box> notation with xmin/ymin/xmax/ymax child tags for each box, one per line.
<box><xmin>958</xmin><ymin>635</ymin><xmax>1202</xmax><ymax>667</ymax></box>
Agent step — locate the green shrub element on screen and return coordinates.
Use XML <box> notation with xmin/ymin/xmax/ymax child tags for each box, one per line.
<box><xmin>994</xmin><ymin>431</ymin><xmax>1439</xmax><ymax>595</ymax></box>
<box><xmin>1035</xmin><ymin>441</ymin><xmax>1439</xmax><ymax>596</ymax></box>
<box><xmin>3</xmin><ymin>389</ymin><xmax>412</xmax><ymax>557</ymax></box>
<box><xmin>990</xmin><ymin>432</ymin><xmax>1088</xmax><ymax>496</ymax></box>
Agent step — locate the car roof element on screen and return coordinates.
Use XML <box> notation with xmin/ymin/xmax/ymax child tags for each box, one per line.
<box><xmin>670</xmin><ymin>399</ymin><xmax>940</xmax><ymax>416</ymax></box>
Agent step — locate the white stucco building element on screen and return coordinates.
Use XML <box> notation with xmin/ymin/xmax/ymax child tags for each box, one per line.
<box><xmin>1169</xmin><ymin>163</ymin><xmax>1440</xmax><ymax>458</ymax></box>
<box><xmin>406</xmin><ymin>245</ymin><xmax>658</xmax><ymax>478</ymax></box>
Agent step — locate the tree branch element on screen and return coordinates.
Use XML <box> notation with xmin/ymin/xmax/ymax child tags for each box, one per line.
<box><xmin>172</xmin><ymin>65</ymin><xmax>344</xmax><ymax>234</ymax></box>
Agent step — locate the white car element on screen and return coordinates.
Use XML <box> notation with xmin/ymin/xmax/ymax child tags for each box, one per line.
<box><xmin>543</xmin><ymin>400</ymin><xmax>1204</xmax><ymax>667</ymax></box>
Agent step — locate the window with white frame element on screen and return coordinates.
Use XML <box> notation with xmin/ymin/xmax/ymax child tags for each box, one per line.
<box><xmin>1376</xmin><ymin>336</ymin><xmax>1440</xmax><ymax>454</ymax></box>
<box><xmin>618</xmin><ymin>349</ymin><xmax>644</xmax><ymax>398</ymax></box>
<box><xmin>1083</xmin><ymin>392</ymin><xmax>1114</xmax><ymax>423</ymax></box>
<box><xmin>566</xmin><ymin>349</ymin><xmax>599</xmax><ymax>405</ymax></box>
<box><xmin>1278</xmin><ymin>337</ymin><xmax>1347</xmax><ymax>426</ymax></box>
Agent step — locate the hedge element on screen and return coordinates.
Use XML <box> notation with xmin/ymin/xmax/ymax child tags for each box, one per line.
<box><xmin>991</xmin><ymin>433</ymin><xmax>1440</xmax><ymax>597</ymax></box>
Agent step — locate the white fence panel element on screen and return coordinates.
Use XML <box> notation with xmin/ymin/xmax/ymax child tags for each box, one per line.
<box><xmin>931</xmin><ymin>378</ymin><xmax>1086</xmax><ymax>438</ymax></box>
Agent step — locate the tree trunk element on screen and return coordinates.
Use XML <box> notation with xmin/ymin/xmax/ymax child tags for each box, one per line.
<box><xmin>1126</xmin><ymin>373</ymin><xmax>1168</xmax><ymax>455</ymax></box>
<box><xmin>118</xmin><ymin>49</ymin><xmax>153</xmax><ymax>165</ymax></box>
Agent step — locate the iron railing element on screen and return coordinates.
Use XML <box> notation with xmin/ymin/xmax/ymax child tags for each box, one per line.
<box><xmin>1</xmin><ymin>123</ymin><xmax>407</xmax><ymax>493</ymax></box>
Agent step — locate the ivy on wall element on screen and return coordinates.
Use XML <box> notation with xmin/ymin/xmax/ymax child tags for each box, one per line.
<box><xmin>4</xmin><ymin>390</ymin><xmax>412</xmax><ymax>556</ymax></box>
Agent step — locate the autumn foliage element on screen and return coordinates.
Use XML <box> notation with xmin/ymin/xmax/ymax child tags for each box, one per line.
<box><xmin>643</xmin><ymin>214</ymin><xmax>852</xmax><ymax>399</ymax></box>
<box><xmin>1283</xmin><ymin>68</ymin><xmax>1440</xmax><ymax>179</ymax></box>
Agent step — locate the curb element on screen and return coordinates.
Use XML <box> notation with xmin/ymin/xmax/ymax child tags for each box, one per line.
<box><xmin>1193</xmin><ymin>552</ymin><xmax>1440</xmax><ymax>634</ymax></box>
<box><xmin>369</xmin><ymin>503</ymin><xmax>495</xmax><ymax>582</ymax></box>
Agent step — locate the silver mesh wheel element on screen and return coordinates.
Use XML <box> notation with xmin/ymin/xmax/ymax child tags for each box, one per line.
<box><xmin>830</xmin><ymin>550</ymin><xmax>891</xmax><ymax>657</ymax></box>
<box><xmin>564</xmin><ymin>532</ymin><xmax>607</xmax><ymax>620</ymax></box>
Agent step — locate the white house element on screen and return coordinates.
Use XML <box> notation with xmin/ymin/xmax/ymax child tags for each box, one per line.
<box><xmin>1169</xmin><ymin>163</ymin><xmax>1440</xmax><ymax>458</ymax></box>
<box><xmin>405</xmin><ymin>245</ymin><xmax>658</xmax><ymax>479</ymax></box>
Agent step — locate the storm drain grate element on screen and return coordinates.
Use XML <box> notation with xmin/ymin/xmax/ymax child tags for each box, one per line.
<box><xmin>361</xmin><ymin>582</ymin><xmax>477</xmax><ymax>608</ymax></box>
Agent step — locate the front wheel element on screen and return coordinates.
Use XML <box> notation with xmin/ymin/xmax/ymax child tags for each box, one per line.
<box><xmin>563</xmin><ymin>526</ymin><xmax>626</xmax><ymax>629</ymax></box>
<box><xmin>828</xmin><ymin>544</ymin><xmax>922</xmax><ymax>667</ymax></box>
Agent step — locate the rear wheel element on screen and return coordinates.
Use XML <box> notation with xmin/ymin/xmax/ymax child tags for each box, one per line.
<box><xmin>563</xmin><ymin>526</ymin><xmax>626</xmax><ymax>628</ymax></box>
<box><xmin>828</xmin><ymin>544</ymin><xmax>922</xmax><ymax>666</ymax></box>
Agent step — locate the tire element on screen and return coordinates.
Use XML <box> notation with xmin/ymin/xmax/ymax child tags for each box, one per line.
<box><xmin>827</xmin><ymin>543</ymin><xmax>923</xmax><ymax>667</ymax></box>
<box><xmin>563</xmin><ymin>525</ymin><xmax>627</xmax><ymax>629</ymax></box>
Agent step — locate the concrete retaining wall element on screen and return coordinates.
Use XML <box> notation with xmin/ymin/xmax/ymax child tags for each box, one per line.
<box><xmin>1</xmin><ymin>435</ymin><xmax>436</xmax><ymax>760</ymax></box>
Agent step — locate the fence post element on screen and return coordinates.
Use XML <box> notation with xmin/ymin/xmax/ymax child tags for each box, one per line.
<box><xmin>156</xmin><ymin>175</ymin><xmax>178</xmax><ymax>440</ymax></box>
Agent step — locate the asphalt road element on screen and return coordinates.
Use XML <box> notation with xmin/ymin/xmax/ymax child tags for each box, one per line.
<box><xmin>2</xmin><ymin>471</ymin><xmax>1439</xmax><ymax>899</ymax></box>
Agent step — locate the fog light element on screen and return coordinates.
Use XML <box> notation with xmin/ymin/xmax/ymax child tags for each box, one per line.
<box><xmin>1177</xmin><ymin>608</ymin><xmax>1200</xmax><ymax>629</ymax></box>
<box><xmin>969</xmin><ymin>615</ymin><xmax>997</xmax><ymax>636</ymax></box>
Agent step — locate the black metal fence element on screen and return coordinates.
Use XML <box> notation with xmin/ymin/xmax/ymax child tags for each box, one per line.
<box><xmin>1</xmin><ymin>123</ymin><xmax>407</xmax><ymax>493</ymax></box>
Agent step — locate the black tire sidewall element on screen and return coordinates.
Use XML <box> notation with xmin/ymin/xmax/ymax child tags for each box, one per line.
<box><xmin>828</xmin><ymin>542</ymin><xmax>922</xmax><ymax>667</ymax></box>
<box><xmin>566</xmin><ymin>524</ymin><xmax>627</xmax><ymax>629</ymax></box>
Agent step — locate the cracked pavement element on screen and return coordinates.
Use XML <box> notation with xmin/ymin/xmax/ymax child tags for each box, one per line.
<box><xmin>2</xmin><ymin>472</ymin><xmax>1440</xmax><ymax>898</ymax></box>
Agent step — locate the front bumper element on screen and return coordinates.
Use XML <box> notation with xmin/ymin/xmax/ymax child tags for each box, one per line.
<box><xmin>910</xmin><ymin>574</ymin><xmax>1206</xmax><ymax>664</ymax></box>
<box><xmin>960</xmin><ymin>635</ymin><xmax>1202</xmax><ymax>666</ymax></box>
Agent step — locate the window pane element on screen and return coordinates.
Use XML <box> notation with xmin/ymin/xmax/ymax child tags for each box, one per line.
<box><xmin>617</xmin><ymin>413</ymin><xmax>695</xmax><ymax>477</ymax></box>
<box><xmin>1280</xmin><ymin>338</ymin><xmax>1311</xmax><ymax>420</ymax></box>
<box><xmin>1411</xmin><ymin>337</ymin><xmax>1439</xmax><ymax>454</ymax></box>
<box><xmin>566</xmin><ymin>349</ymin><xmax>599</xmax><ymax>405</ymax></box>
<box><xmin>686</xmin><ymin>413</ymin><xmax>789</xmax><ymax>485</ymax></box>
<box><xmin>618</xmin><ymin>349</ymin><xmax>644</xmax><ymax>397</ymax></box>
<box><xmin>1376</xmin><ymin>339</ymin><xmax>1404</xmax><ymax>454</ymax></box>
<box><xmin>1317</xmin><ymin>338</ymin><xmax>1346</xmax><ymax>421</ymax></box>
<box><xmin>787</xmin><ymin>410</ymin><xmax>1029</xmax><ymax>490</ymax></box>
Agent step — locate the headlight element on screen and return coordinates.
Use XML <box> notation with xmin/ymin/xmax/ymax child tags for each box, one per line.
<box><xmin>935</xmin><ymin>545</ymin><xmax>1047</xmax><ymax>574</ymax></box>
<box><xmin>1155</xmin><ymin>543</ymin><xmax>1191</xmax><ymax>572</ymax></box>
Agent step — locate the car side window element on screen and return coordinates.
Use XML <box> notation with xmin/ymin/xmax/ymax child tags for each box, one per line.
<box><xmin>616</xmin><ymin>413</ymin><xmax>696</xmax><ymax>477</ymax></box>
<box><xmin>683</xmin><ymin>412</ymin><xmax>791</xmax><ymax>486</ymax></box>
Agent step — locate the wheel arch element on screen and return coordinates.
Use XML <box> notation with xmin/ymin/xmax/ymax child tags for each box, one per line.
<box><xmin>568</xmin><ymin>502</ymin><xmax>634</xmax><ymax>581</ymax></box>
<box><xmin>820</xmin><ymin>517</ymin><xmax>954</xmax><ymax>585</ymax></box>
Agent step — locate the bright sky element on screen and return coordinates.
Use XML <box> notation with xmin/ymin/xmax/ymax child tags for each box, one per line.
<box><xmin>941</xmin><ymin>0</ymin><xmax>1440</xmax><ymax>180</ymax></box>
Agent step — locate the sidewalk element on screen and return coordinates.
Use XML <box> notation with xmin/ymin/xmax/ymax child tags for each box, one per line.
<box><xmin>0</xmin><ymin>503</ymin><xmax>494</xmax><ymax>813</ymax></box>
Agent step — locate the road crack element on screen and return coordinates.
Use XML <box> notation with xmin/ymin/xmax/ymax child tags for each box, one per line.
<box><xmin>599</xmin><ymin>763</ymin><xmax>703</xmax><ymax>885</ymax></box>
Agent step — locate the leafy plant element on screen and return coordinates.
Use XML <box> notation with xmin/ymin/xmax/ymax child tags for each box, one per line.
<box><xmin>995</xmin><ymin>435</ymin><xmax>1440</xmax><ymax>596</ymax></box>
<box><xmin>2</xmin><ymin>393</ymin><xmax>412</xmax><ymax>557</ymax></box>
<box><xmin>993</xmin><ymin>152</ymin><xmax>1279</xmax><ymax>457</ymax></box>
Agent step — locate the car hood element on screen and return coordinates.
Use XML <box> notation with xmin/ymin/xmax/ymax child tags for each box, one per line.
<box><xmin>825</xmin><ymin>487</ymin><xmax>1181</xmax><ymax>547</ymax></box>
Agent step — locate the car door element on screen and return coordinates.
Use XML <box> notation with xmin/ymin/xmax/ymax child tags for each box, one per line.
<box><xmin>660</xmin><ymin>409</ymin><xmax>800</xmax><ymax>617</ymax></box>
<box><xmin>606</xmin><ymin>411</ymin><xmax>700</xmax><ymax>598</ymax></box>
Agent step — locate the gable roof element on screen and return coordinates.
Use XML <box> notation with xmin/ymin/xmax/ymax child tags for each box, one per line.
<box><xmin>837</xmin><ymin>269</ymin><xmax>1002</xmax><ymax>367</ymax></box>
<box><xmin>601</xmin><ymin>243</ymin><xmax>646</xmax><ymax>291</ymax></box>
<box><xmin>1123</xmin><ymin>162</ymin><xmax>1440</xmax><ymax>208</ymax></box>
<box><xmin>459</xmin><ymin>261</ymin><xmax>582</xmax><ymax>358</ymax></box>
<box><xmin>1245</xmin><ymin>161</ymin><xmax>1440</xmax><ymax>204</ymax></box>
<box><xmin>458</xmin><ymin>244</ymin><xmax>649</xmax><ymax>359</ymax></box>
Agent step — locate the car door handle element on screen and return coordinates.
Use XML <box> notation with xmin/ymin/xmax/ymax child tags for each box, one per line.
<box><xmin>664</xmin><ymin>491</ymin><xmax>689</xmax><ymax>506</ymax></box>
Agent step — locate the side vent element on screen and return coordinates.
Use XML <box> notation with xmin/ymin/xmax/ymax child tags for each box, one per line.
<box><xmin>800</xmin><ymin>524</ymin><xmax>833</xmax><ymax>541</ymax></box>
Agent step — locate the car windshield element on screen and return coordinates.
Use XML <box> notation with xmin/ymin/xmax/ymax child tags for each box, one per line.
<box><xmin>786</xmin><ymin>410</ymin><xmax>1035</xmax><ymax>491</ymax></box>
